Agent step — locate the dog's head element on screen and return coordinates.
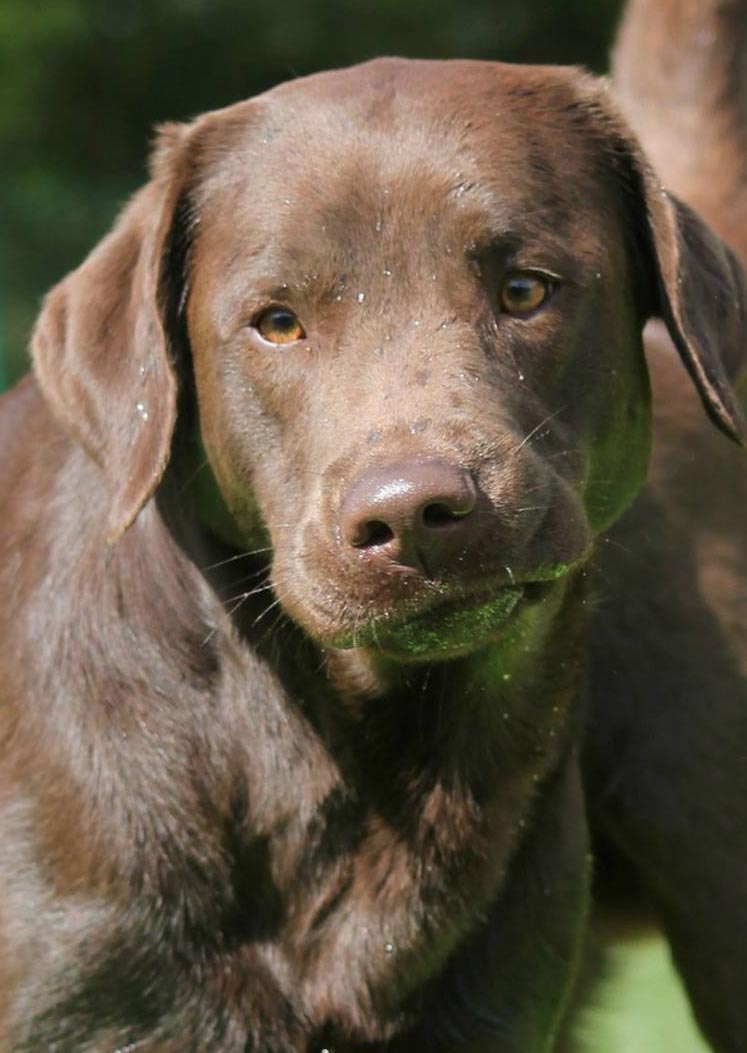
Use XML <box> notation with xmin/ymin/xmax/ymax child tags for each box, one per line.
<box><xmin>32</xmin><ymin>59</ymin><xmax>746</xmax><ymax>661</ymax></box>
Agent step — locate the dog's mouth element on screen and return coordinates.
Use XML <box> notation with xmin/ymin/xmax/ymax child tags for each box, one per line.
<box><xmin>328</xmin><ymin>577</ymin><xmax>559</xmax><ymax>662</ymax></box>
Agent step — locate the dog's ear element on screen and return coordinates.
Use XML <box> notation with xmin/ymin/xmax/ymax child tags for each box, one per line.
<box><xmin>635</xmin><ymin>174</ymin><xmax>747</xmax><ymax>445</ymax></box>
<box><xmin>582</xmin><ymin>82</ymin><xmax>747</xmax><ymax>446</ymax></box>
<box><xmin>32</xmin><ymin>123</ymin><xmax>195</xmax><ymax>541</ymax></box>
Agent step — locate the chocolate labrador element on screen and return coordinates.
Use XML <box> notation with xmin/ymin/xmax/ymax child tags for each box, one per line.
<box><xmin>0</xmin><ymin>0</ymin><xmax>745</xmax><ymax>1049</ymax></box>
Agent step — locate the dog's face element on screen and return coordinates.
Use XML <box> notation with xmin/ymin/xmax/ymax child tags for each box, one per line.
<box><xmin>32</xmin><ymin>60</ymin><xmax>746</xmax><ymax>662</ymax></box>
<box><xmin>187</xmin><ymin>61</ymin><xmax>648</xmax><ymax>658</ymax></box>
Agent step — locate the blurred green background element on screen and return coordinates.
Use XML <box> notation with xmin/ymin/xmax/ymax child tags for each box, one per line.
<box><xmin>0</xmin><ymin>0</ymin><xmax>626</xmax><ymax>388</ymax></box>
<box><xmin>0</xmin><ymin>2</ymin><xmax>712</xmax><ymax>1050</ymax></box>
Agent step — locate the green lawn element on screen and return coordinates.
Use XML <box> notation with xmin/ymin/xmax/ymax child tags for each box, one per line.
<box><xmin>575</xmin><ymin>938</ymin><xmax>710</xmax><ymax>1053</ymax></box>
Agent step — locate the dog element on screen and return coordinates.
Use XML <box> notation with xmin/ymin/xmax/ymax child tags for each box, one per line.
<box><xmin>0</xmin><ymin>0</ymin><xmax>745</xmax><ymax>1048</ymax></box>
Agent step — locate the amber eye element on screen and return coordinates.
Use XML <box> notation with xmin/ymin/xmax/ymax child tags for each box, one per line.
<box><xmin>254</xmin><ymin>307</ymin><xmax>306</xmax><ymax>345</ymax></box>
<box><xmin>499</xmin><ymin>272</ymin><xmax>552</xmax><ymax>315</ymax></box>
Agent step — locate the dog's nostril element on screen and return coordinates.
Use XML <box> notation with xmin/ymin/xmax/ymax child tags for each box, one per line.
<box><xmin>352</xmin><ymin>519</ymin><xmax>396</xmax><ymax>549</ymax></box>
<box><xmin>341</xmin><ymin>459</ymin><xmax>479</xmax><ymax>566</ymax></box>
<box><xmin>421</xmin><ymin>500</ymin><xmax>472</xmax><ymax>528</ymax></box>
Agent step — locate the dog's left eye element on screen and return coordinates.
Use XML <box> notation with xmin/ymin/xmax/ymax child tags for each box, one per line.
<box><xmin>253</xmin><ymin>307</ymin><xmax>306</xmax><ymax>345</ymax></box>
<box><xmin>499</xmin><ymin>272</ymin><xmax>553</xmax><ymax>315</ymax></box>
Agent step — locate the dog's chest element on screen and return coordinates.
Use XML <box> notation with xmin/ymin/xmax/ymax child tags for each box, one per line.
<box><xmin>205</xmin><ymin>761</ymin><xmax>530</xmax><ymax>1046</ymax></box>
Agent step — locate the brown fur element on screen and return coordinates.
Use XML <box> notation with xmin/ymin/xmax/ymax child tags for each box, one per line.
<box><xmin>0</xmin><ymin>5</ymin><xmax>745</xmax><ymax>1051</ymax></box>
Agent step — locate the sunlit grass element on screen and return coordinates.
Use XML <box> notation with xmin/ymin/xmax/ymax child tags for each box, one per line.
<box><xmin>575</xmin><ymin>938</ymin><xmax>710</xmax><ymax>1053</ymax></box>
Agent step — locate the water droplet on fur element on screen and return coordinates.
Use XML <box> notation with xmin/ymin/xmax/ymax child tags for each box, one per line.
<box><xmin>375</xmin><ymin>218</ymin><xmax>383</xmax><ymax>232</ymax></box>
<box><xmin>382</xmin><ymin>267</ymin><xmax>392</xmax><ymax>276</ymax></box>
<box><xmin>135</xmin><ymin>402</ymin><xmax>149</xmax><ymax>421</ymax></box>
<box><xmin>384</xmin><ymin>942</ymin><xmax>394</xmax><ymax>954</ymax></box>
<box><xmin>372</xmin><ymin>347</ymin><xmax>383</xmax><ymax>357</ymax></box>
<box><xmin>518</xmin><ymin>372</ymin><xmax>525</xmax><ymax>381</ymax></box>
<box><xmin>357</xmin><ymin>292</ymin><xmax>365</xmax><ymax>303</ymax></box>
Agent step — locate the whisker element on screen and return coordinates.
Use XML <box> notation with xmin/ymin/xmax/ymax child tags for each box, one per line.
<box><xmin>224</xmin><ymin>582</ymin><xmax>275</xmax><ymax>616</ymax></box>
<box><xmin>203</xmin><ymin>547</ymin><xmax>273</xmax><ymax>572</ymax></box>
<box><xmin>252</xmin><ymin>597</ymin><xmax>283</xmax><ymax>628</ymax></box>
<box><xmin>201</xmin><ymin>622</ymin><xmax>221</xmax><ymax>649</ymax></box>
<box><xmin>544</xmin><ymin>448</ymin><xmax>581</xmax><ymax>460</ymax></box>
<box><xmin>512</xmin><ymin>406</ymin><xmax>568</xmax><ymax>456</ymax></box>
<box><xmin>179</xmin><ymin>457</ymin><xmax>210</xmax><ymax>496</ymax></box>
<box><xmin>256</xmin><ymin>605</ymin><xmax>300</xmax><ymax>655</ymax></box>
<box><xmin>597</xmin><ymin>534</ymin><xmax>633</xmax><ymax>556</ymax></box>
<box><xmin>217</xmin><ymin>568</ymin><xmax>270</xmax><ymax>596</ymax></box>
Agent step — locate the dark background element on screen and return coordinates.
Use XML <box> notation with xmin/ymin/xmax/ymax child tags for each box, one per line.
<box><xmin>0</xmin><ymin>0</ymin><xmax>623</xmax><ymax>389</ymax></box>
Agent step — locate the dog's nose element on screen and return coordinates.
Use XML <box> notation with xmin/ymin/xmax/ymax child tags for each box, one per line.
<box><xmin>340</xmin><ymin>460</ymin><xmax>478</xmax><ymax>572</ymax></box>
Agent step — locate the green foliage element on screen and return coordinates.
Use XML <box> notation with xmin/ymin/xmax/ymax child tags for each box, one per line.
<box><xmin>576</xmin><ymin>939</ymin><xmax>710</xmax><ymax>1053</ymax></box>
<box><xmin>0</xmin><ymin>0</ymin><xmax>622</xmax><ymax>384</ymax></box>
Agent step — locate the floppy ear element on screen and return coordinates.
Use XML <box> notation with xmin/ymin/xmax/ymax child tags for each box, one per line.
<box><xmin>638</xmin><ymin>174</ymin><xmax>747</xmax><ymax>445</ymax></box>
<box><xmin>32</xmin><ymin>123</ymin><xmax>194</xmax><ymax>541</ymax></box>
<box><xmin>582</xmin><ymin>81</ymin><xmax>747</xmax><ymax>446</ymax></box>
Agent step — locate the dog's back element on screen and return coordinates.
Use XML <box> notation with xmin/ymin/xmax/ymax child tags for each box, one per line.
<box><xmin>585</xmin><ymin>4</ymin><xmax>747</xmax><ymax>1048</ymax></box>
<box><xmin>614</xmin><ymin>0</ymin><xmax>747</xmax><ymax>275</ymax></box>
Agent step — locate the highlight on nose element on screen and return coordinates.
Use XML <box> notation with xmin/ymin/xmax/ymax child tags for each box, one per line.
<box><xmin>340</xmin><ymin>459</ymin><xmax>478</xmax><ymax>572</ymax></box>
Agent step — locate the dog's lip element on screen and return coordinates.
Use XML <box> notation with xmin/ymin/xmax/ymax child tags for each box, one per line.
<box><xmin>327</xmin><ymin>572</ymin><xmax>561</xmax><ymax>657</ymax></box>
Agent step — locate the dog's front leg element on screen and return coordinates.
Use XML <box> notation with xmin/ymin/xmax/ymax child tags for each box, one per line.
<box><xmin>383</xmin><ymin>751</ymin><xmax>590</xmax><ymax>1053</ymax></box>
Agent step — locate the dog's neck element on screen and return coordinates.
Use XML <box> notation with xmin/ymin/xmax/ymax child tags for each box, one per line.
<box><xmin>156</xmin><ymin>441</ymin><xmax>589</xmax><ymax>770</ymax></box>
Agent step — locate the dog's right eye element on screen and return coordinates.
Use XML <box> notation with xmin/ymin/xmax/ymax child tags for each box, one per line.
<box><xmin>499</xmin><ymin>271</ymin><xmax>553</xmax><ymax>316</ymax></box>
<box><xmin>253</xmin><ymin>307</ymin><xmax>306</xmax><ymax>345</ymax></box>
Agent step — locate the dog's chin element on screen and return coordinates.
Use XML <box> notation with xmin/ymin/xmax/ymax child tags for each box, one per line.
<box><xmin>324</xmin><ymin>580</ymin><xmax>557</xmax><ymax>663</ymax></box>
